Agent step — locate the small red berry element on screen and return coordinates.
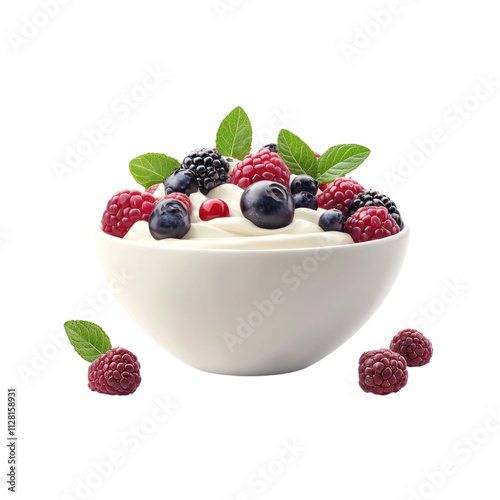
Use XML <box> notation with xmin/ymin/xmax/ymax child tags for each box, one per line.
<box><xmin>88</xmin><ymin>347</ymin><xmax>141</xmax><ymax>396</ymax></box>
<box><xmin>345</xmin><ymin>206</ymin><xmax>400</xmax><ymax>243</ymax></box>
<box><xmin>199</xmin><ymin>199</ymin><xmax>230</xmax><ymax>221</ymax></box>
<box><xmin>358</xmin><ymin>348</ymin><xmax>408</xmax><ymax>395</ymax></box>
<box><xmin>390</xmin><ymin>329</ymin><xmax>433</xmax><ymax>367</ymax></box>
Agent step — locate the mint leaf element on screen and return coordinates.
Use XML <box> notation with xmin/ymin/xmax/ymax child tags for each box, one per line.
<box><xmin>129</xmin><ymin>153</ymin><xmax>180</xmax><ymax>189</ymax></box>
<box><xmin>277</xmin><ymin>129</ymin><xmax>318</xmax><ymax>178</ymax></box>
<box><xmin>316</xmin><ymin>144</ymin><xmax>371</xmax><ymax>184</ymax></box>
<box><xmin>216</xmin><ymin>107</ymin><xmax>252</xmax><ymax>160</ymax></box>
<box><xmin>64</xmin><ymin>321</ymin><xmax>112</xmax><ymax>363</ymax></box>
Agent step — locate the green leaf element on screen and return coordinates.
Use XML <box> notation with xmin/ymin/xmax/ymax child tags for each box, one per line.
<box><xmin>215</xmin><ymin>107</ymin><xmax>252</xmax><ymax>160</ymax></box>
<box><xmin>129</xmin><ymin>153</ymin><xmax>181</xmax><ymax>189</ymax></box>
<box><xmin>64</xmin><ymin>321</ymin><xmax>112</xmax><ymax>363</ymax></box>
<box><xmin>277</xmin><ymin>129</ymin><xmax>318</xmax><ymax>178</ymax></box>
<box><xmin>316</xmin><ymin>144</ymin><xmax>371</xmax><ymax>184</ymax></box>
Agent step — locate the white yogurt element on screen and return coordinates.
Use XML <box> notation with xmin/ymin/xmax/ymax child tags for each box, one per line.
<box><xmin>124</xmin><ymin>183</ymin><xmax>354</xmax><ymax>249</ymax></box>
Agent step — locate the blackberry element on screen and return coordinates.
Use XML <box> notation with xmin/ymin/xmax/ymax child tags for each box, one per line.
<box><xmin>181</xmin><ymin>148</ymin><xmax>229</xmax><ymax>195</ymax></box>
<box><xmin>260</xmin><ymin>143</ymin><xmax>278</xmax><ymax>153</ymax></box>
<box><xmin>348</xmin><ymin>189</ymin><xmax>404</xmax><ymax>229</ymax></box>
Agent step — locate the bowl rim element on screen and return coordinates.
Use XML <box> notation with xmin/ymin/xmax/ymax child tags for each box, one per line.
<box><xmin>96</xmin><ymin>224</ymin><xmax>410</xmax><ymax>254</ymax></box>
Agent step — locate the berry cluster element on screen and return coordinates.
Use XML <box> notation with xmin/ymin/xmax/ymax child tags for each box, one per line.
<box><xmin>315</xmin><ymin>178</ymin><xmax>404</xmax><ymax>243</ymax></box>
<box><xmin>101</xmin><ymin>152</ymin><xmax>405</xmax><ymax>240</ymax></box>
<box><xmin>359</xmin><ymin>329</ymin><xmax>433</xmax><ymax>396</ymax></box>
<box><xmin>101</xmin><ymin>131</ymin><xmax>405</xmax><ymax>243</ymax></box>
<box><xmin>348</xmin><ymin>189</ymin><xmax>404</xmax><ymax>229</ymax></box>
<box><xmin>225</xmin><ymin>147</ymin><xmax>405</xmax><ymax>236</ymax></box>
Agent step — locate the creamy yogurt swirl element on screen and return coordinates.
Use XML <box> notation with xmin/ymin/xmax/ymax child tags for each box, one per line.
<box><xmin>124</xmin><ymin>183</ymin><xmax>354</xmax><ymax>250</ymax></box>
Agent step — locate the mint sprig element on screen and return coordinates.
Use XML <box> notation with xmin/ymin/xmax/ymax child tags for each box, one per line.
<box><xmin>215</xmin><ymin>106</ymin><xmax>252</xmax><ymax>160</ymax></box>
<box><xmin>64</xmin><ymin>320</ymin><xmax>112</xmax><ymax>363</ymax></box>
<box><xmin>129</xmin><ymin>153</ymin><xmax>181</xmax><ymax>189</ymax></box>
<box><xmin>277</xmin><ymin>128</ymin><xmax>370</xmax><ymax>184</ymax></box>
<box><xmin>316</xmin><ymin>144</ymin><xmax>371</xmax><ymax>184</ymax></box>
<box><xmin>277</xmin><ymin>129</ymin><xmax>318</xmax><ymax>178</ymax></box>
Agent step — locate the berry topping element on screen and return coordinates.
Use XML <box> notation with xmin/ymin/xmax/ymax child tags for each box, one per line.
<box><xmin>260</xmin><ymin>143</ymin><xmax>278</xmax><ymax>153</ymax></box>
<box><xmin>358</xmin><ymin>348</ymin><xmax>408</xmax><ymax>396</ymax></box>
<box><xmin>231</xmin><ymin>150</ymin><xmax>291</xmax><ymax>190</ymax></box>
<box><xmin>88</xmin><ymin>347</ymin><xmax>141</xmax><ymax>396</ymax></box>
<box><xmin>390</xmin><ymin>329</ymin><xmax>433</xmax><ymax>367</ymax></box>
<box><xmin>101</xmin><ymin>189</ymin><xmax>157</xmax><ymax>238</ymax></box>
<box><xmin>290</xmin><ymin>175</ymin><xmax>319</xmax><ymax>195</ymax></box>
<box><xmin>319</xmin><ymin>209</ymin><xmax>346</xmax><ymax>232</ymax></box>
<box><xmin>164</xmin><ymin>168</ymin><xmax>199</xmax><ymax>196</ymax></box>
<box><xmin>345</xmin><ymin>206</ymin><xmax>400</xmax><ymax>243</ymax></box>
<box><xmin>181</xmin><ymin>148</ymin><xmax>230</xmax><ymax>194</ymax></box>
<box><xmin>348</xmin><ymin>189</ymin><xmax>404</xmax><ymax>229</ymax></box>
<box><xmin>199</xmin><ymin>199</ymin><xmax>230</xmax><ymax>221</ymax></box>
<box><xmin>149</xmin><ymin>199</ymin><xmax>191</xmax><ymax>240</ymax></box>
<box><xmin>293</xmin><ymin>191</ymin><xmax>318</xmax><ymax>210</ymax></box>
<box><xmin>164</xmin><ymin>192</ymin><xmax>192</xmax><ymax>213</ymax></box>
<box><xmin>317</xmin><ymin>177</ymin><xmax>365</xmax><ymax>214</ymax></box>
<box><xmin>240</xmin><ymin>181</ymin><xmax>294</xmax><ymax>229</ymax></box>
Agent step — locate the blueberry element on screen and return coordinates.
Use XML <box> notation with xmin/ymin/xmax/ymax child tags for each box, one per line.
<box><xmin>163</xmin><ymin>168</ymin><xmax>199</xmax><ymax>196</ymax></box>
<box><xmin>319</xmin><ymin>209</ymin><xmax>346</xmax><ymax>232</ymax></box>
<box><xmin>259</xmin><ymin>143</ymin><xmax>278</xmax><ymax>153</ymax></box>
<box><xmin>149</xmin><ymin>199</ymin><xmax>191</xmax><ymax>240</ymax></box>
<box><xmin>290</xmin><ymin>175</ymin><xmax>319</xmax><ymax>195</ymax></box>
<box><xmin>240</xmin><ymin>181</ymin><xmax>294</xmax><ymax>229</ymax></box>
<box><xmin>293</xmin><ymin>191</ymin><xmax>318</xmax><ymax>210</ymax></box>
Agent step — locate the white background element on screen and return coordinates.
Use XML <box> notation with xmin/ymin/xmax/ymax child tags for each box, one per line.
<box><xmin>2</xmin><ymin>1</ymin><xmax>500</xmax><ymax>499</ymax></box>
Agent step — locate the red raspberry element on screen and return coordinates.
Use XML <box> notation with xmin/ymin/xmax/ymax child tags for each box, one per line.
<box><xmin>164</xmin><ymin>192</ymin><xmax>192</xmax><ymax>213</ymax></box>
<box><xmin>390</xmin><ymin>329</ymin><xmax>433</xmax><ymax>367</ymax></box>
<box><xmin>345</xmin><ymin>206</ymin><xmax>400</xmax><ymax>243</ymax></box>
<box><xmin>101</xmin><ymin>190</ymin><xmax>156</xmax><ymax>238</ymax></box>
<box><xmin>88</xmin><ymin>347</ymin><xmax>141</xmax><ymax>396</ymax></box>
<box><xmin>145</xmin><ymin>183</ymin><xmax>161</xmax><ymax>195</ymax></box>
<box><xmin>230</xmin><ymin>150</ymin><xmax>290</xmax><ymax>190</ymax></box>
<box><xmin>317</xmin><ymin>177</ymin><xmax>364</xmax><ymax>214</ymax></box>
<box><xmin>358</xmin><ymin>348</ymin><xmax>408</xmax><ymax>395</ymax></box>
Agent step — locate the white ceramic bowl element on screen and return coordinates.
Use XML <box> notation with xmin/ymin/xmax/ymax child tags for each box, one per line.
<box><xmin>95</xmin><ymin>227</ymin><xmax>410</xmax><ymax>376</ymax></box>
